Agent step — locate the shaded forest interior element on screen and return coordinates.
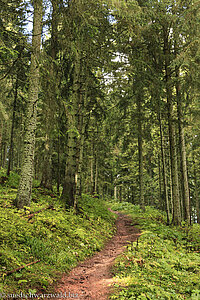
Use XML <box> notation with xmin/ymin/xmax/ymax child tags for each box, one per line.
<box><xmin>0</xmin><ymin>0</ymin><xmax>200</xmax><ymax>225</ymax></box>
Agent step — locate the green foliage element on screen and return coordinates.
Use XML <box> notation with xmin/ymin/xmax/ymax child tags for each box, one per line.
<box><xmin>7</xmin><ymin>172</ymin><xmax>20</xmax><ymax>188</ymax></box>
<box><xmin>0</xmin><ymin>169</ymin><xmax>20</xmax><ymax>188</ymax></box>
<box><xmin>0</xmin><ymin>183</ymin><xmax>116</xmax><ymax>294</ymax></box>
<box><xmin>109</xmin><ymin>202</ymin><xmax>200</xmax><ymax>300</ymax></box>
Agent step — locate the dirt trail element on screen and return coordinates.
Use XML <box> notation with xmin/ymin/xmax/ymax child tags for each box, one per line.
<box><xmin>55</xmin><ymin>210</ymin><xmax>140</xmax><ymax>300</ymax></box>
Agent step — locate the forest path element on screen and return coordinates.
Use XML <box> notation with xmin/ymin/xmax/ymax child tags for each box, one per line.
<box><xmin>54</xmin><ymin>210</ymin><xmax>141</xmax><ymax>300</ymax></box>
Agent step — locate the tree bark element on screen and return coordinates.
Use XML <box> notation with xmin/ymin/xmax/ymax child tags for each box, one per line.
<box><xmin>137</xmin><ymin>92</ymin><xmax>145</xmax><ymax>211</ymax></box>
<box><xmin>169</xmin><ymin>160</ymin><xmax>173</xmax><ymax>214</ymax></box>
<box><xmin>40</xmin><ymin>134</ymin><xmax>53</xmax><ymax>190</ymax></box>
<box><xmin>0</xmin><ymin>107</ymin><xmax>8</xmax><ymax>168</ymax></box>
<box><xmin>74</xmin><ymin>105</ymin><xmax>87</xmax><ymax>209</ymax></box>
<box><xmin>158</xmin><ymin>154</ymin><xmax>162</xmax><ymax>208</ymax></box>
<box><xmin>90</xmin><ymin>143</ymin><xmax>94</xmax><ymax>193</ymax></box>
<box><xmin>114</xmin><ymin>185</ymin><xmax>117</xmax><ymax>201</ymax></box>
<box><xmin>176</xmin><ymin>68</ymin><xmax>190</xmax><ymax>224</ymax></box>
<box><xmin>2</xmin><ymin>140</ymin><xmax>7</xmax><ymax>168</ymax></box>
<box><xmin>158</xmin><ymin>108</ymin><xmax>170</xmax><ymax>224</ymax></box>
<box><xmin>15</xmin><ymin>0</ymin><xmax>43</xmax><ymax>209</ymax></box>
<box><xmin>40</xmin><ymin>0</ymin><xmax>59</xmax><ymax>190</ymax></box>
<box><xmin>119</xmin><ymin>185</ymin><xmax>122</xmax><ymax>202</ymax></box>
<box><xmin>163</xmin><ymin>28</ymin><xmax>181</xmax><ymax>225</ymax></box>
<box><xmin>57</xmin><ymin>124</ymin><xmax>60</xmax><ymax>194</ymax></box>
<box><xmin>7</xmin><ymin>78</ymin><xmax>18</xmax><ymax>176</ymax></box>
<box><xmin>61</xmin><ymin>113</ymin><xmax>78</xmax><ymax>207</ymax></box>
<box><xmin>94</xmin><ymin>156</ymin><xmax>98</xmax><ymax>194</ymax></box>
<box><xmin>193</xmin><ymin>154</ymin><xmax>200</xmax><ymax>224</ymax></box>
<box><xmin>61</xmin><ymin>47</ymin><xmax>81</xmax><ymax>208</ymax></box>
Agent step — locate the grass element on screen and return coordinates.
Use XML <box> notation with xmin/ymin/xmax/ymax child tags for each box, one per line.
<box><xmin>0</xmin><ymin>169</ymin><xmax>116</xmax><ymax>295</ymax></box>
<box><xmin>108</xmin><ymin>201</ymin><xmax>200</xmax><ymax>300</ymax></box>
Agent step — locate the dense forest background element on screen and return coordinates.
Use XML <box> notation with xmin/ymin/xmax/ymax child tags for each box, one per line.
<box><xmin>0</xmin><ymin>0</ymin><xmax>200</xmax><ymax>225</ymax></box>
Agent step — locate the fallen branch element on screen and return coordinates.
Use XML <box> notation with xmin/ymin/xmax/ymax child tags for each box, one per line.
<box><xmin>27</xmin><ymin>205</ymin><xmax>54</xmax><ymax>220</ymax></box>
<box><xmin>3</xmin><ymin>260</ymin><xmax>41</xmax><ymax>277</ymax></box>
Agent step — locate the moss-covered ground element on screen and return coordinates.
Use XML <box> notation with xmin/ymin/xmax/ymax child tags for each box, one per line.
<box><xmin>0</xmin><ymin>170</ymin><xmax>116</xmax><ymax>295</ymax></box>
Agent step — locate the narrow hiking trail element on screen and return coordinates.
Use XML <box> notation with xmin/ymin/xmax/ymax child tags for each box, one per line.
<box><xmin>55</xmin><ymin>211</ymin><xmax>141</xmax><ymax>300</ymax></box>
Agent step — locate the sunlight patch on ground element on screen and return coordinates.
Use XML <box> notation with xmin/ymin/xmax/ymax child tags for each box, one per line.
<box><xmin>101</xmin><ymin>275</ymin><xmax>134</xmax><ymax>287</ymax></box>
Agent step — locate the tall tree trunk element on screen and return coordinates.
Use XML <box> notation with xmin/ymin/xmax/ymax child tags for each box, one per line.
<box><xmin>15</xmin><ymin>0</ymin><xmax>43</xmax><ymax>208</ymax></box>
<box><xmin>7</xmin><ymin>78</ymin><xmax>18</xmax><ymax>176</ymax></box>
<box><xmin>61</xmin><ymin>114</ymin><xmax>77</xmax><ymax>207</ymax></box>
<box><xmin>158</xmin><ymin>108</ymin><xmax>170</xmax><ymax>224</ymax></box>
<box><xmin>137</xmin><ymin>92</ymin><xmax>145</xmax><ymax>211</ymax></box>
<box><xmin>74</xmin><ymin>107</ymin><xmax>87</xmax><ymax>208</ymax></box>
<box><xmin>158</xmin><ymin>154</ymin><xmax>163</xmax><ymax>209</ymax></box>
<box><xmin>163</xmin><ymin>29</ymin><xmax>181</xmax><ymax>225</ymax></box>
<box><xmin>193</xmin><ymin>154</ymin><xmax>200</xmax><ymax>224</ymax></box>
<box><xmin>40</xmin><ymin>0</ymin><xmax>59</xmax><ymax>190</ymax></box>
<box><xmin>131</xmin><ymin>185</ymin><xmax>134</xmax><ymax>203</ymax></box>
<box><xmin>169</xmin><ymin>161</ymin><xmax>173</xmax><ymax>213</ymax></box>
<box><xmin>57</xmin><ymin>125</ymin><xmax>60</xmax><ymax>194</ymax></box>
<box><xmin>177</xmin><ymin>133</ymin><xmax>184</xmax><ymax>221</ymax></box>
<box><xmin>114</xmin><ymin>185</ymin><xmax>117</xmax><ymax>201</ymax></box>
<box><xmin>2</xmin><ymin>140</ymin><xmax>8</xmax><ymax>168</ymax></box>
<box><xmin>94</xmin><ymin>156</ymin><xmax>98</xmax><ymax>194</ymax></box>
<box><xmin>0</xmin><ymin>102</ymin><xmax>9</xmax><ymax>167</ymax></box>
<box><xmin>74</xmin><ymin>70</ymin><xmax>90</xmax><ymax>207</ymax></box>
<box><xmin>40</xmin><ymin>134</ymin><xmax>53</xmax><ymax>190</ymax></box>
<box><xmin>16</xmin><ymin>111</ymin><xmax>24</xmax><ymax>171</ymax></box>
<box><xmin>61</xmin><ymin>47</ymin><xmax>81</xmax><ymax>207</ymax></box>
<box><xmin>119</xmin><ymin>185</ymin><xmax>122</xmax><ymax>202</ymax></box>
<box><xmin>176</xmin><ymin>68</ymin><xmax>190</xmax><ymax>224</ymax></box>
<box><xmin>90</xmin><ymin>134</ymin><xmax>96</xmax><ymax>194</ymax></box>
<box><xmin>90</xmin><ymin>149</ymin><xmax>94</xmax><ymax>193</ymax></box>
<box><xmin>74</xmin><ymin>131</ymin><xmax>84</xmax><ymax>208</ymax></box>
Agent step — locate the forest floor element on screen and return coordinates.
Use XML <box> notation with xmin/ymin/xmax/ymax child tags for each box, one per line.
<box><xmin>54</xmin><ymin>210</ymin><xmax>140</xmax><ymax>300</ymax></box>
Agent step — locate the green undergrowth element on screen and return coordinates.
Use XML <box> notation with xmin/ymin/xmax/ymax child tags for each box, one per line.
<box><xmin>109</xmin><ymin>201</ymin><xmax>200</xmax><ymax>300</ymax></box>
<box><xmin>0</xmin><ymin>171</ymin><xmax>116</xmax><ymax>295</ymax></box>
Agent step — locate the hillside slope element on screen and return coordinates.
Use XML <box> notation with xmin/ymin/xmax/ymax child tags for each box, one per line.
<box><xmin>109</xmin><ymin>202</ymin><xmax>200</xmax><ymax>300</ymax></box>
<box><xmin>0</xmin><ymin>172</ymin><xmax>116</xmax><ymax>295</ymax></box>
